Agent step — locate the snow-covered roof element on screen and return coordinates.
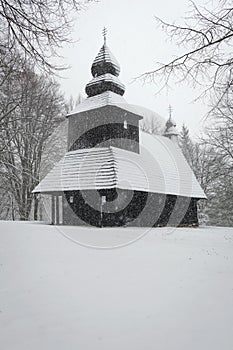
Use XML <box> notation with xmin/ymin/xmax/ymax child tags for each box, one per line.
<box><xmin>86</xmin><ymin>73</ymin><xmax>125</xmax><ymax>89</ymax></box>
<box><xmin>33</xmin><ymin>132</ymin><xmax>206</xmax><ymax>199</ymax></box>
<box><xmin>164</xmin><ymin>126</ymin><xmax>179</xmax><ymax>136</ymax></box>
<box><xmin>67</xmin><ymin>91</ymin><xmax>164</xmax><ymax>122</ymax></box>
<box><xmin>85</xmin><ymin>73</ymin><xmax>125</xmax><ymax>97</ymax></box>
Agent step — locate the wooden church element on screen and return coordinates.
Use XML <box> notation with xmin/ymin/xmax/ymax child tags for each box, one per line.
<box><xmin>33</xmin><ymin>33</ymin><xmax>206</xmax><ymax>227</ymax></box>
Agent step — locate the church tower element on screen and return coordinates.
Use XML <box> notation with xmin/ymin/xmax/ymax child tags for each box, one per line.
<box><xmin>67</xmin><ymin>29</ymin><xmax>143</xmax><ymax>153</ymax></box>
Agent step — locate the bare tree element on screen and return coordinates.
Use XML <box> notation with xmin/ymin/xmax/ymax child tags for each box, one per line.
<box><xmin>65</xmin><ymin>93</ymin><xmax>84</xmax><ymax>114</ymax></box>
<box><xmin>0</xmin><ymin>43</ymin><xmax>25</xmax><ymax>126</ymax></box>
<box><xmin>179</xmin><ymin>122</ymin><xmax>233</xmax><ymax>226</ymax></box>
<box><xmin>204</xmin><ymin>92</ymin><xmax>233</xmax><ymax>225</ymax></box>
<box><xmin>205</xmin><ymin>92</ymin><xmax>233</xmax><ymax>169</ymax></box>
<box><xmin>0</xmin><ymin>63</ymin><xmax>66</xmax><ymax>220</ymax></box>
<box><xmin>0</xmin><ymin>0</ymin><xmax>96</xmax><ymax>72</ymax></box>
<box><xmin>140</xmin><ymin>112</ymin><xmax>163</xmax><ymax>135</ymax></box>
<box><xmin>139</xmin><ymin>0</ymin><xmax>233</xmax><ymax>111</ymax></box>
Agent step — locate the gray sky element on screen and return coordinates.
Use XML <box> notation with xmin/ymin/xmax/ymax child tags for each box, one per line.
<box><xmin>58</xmin><ymin>0</ymin><xmax>207</xmax><ymax>137</ymax></box>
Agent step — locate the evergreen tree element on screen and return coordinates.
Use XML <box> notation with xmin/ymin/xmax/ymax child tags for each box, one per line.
<box><xmin>179</xmin><ymin>124</ymin><xmax>194</xmax><ymax>168</ymax></box>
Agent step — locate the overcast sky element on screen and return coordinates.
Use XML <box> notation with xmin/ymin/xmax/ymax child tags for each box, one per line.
<box><xmin>58</xmin><ymin>0</ymin><xmax>207</xmax><ymax>137</ymax></box>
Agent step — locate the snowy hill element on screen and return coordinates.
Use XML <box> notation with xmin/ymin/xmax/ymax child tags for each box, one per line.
<box><xmin>0</xmin><ymin>221</ymin><xmax>233</xmax><ymax>350</ymax></box>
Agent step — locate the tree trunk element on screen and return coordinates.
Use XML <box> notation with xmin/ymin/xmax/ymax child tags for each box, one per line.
<box><xmin>11</xmin><ymin>196</ymin><xmax>15</xmax><ymax>221</ymax></box>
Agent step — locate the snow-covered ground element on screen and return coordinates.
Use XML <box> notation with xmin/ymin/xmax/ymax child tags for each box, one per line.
<box><xmin>0</xmin><ymin>221</ymin><xmax>233</xmax><ymax>350</ymax></box>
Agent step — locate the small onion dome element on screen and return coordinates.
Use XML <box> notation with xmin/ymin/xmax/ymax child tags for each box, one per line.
<box><xmin>85</xmin><ymin>73</ymin><xmax>125</xmax><ymax>97</ymax></box>
<box><xmin>164</xmin><ymin>116</ymin><xmax>179</xmax><ymax>138</ymax></box>
<box><xmin>165</xmin><ymin>116</ymin><xmax>177</xmax><ymax>129</ymax></box>
<box><xmin>91</xmin><ymin>44</ymin><xmax>121</xmax><ymax>77</ymax></box>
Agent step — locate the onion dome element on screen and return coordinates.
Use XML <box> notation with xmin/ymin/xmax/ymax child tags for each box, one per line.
<box><xmin>164</xmin><ymin>116</ymin><xmax>179</xmax><ymax>136</ymax></box>
<box><xmin>163</xmin><ymin>106</ymin><xmax>179</xmax><ymax>143</ymax></box>
<box><xmin>91</xmin><ymin>45</ymin><xmax>121</xmax><ymax>77</ymax></box>
<box><xmin>85</xmin><ymin>29</ymin><xmax>125</xmax><ymax>97</ymax></box>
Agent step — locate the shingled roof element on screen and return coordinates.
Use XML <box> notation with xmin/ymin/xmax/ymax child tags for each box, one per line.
<box><xmin>91</xmin><ymin>44</ymin><xmax>121</xmax><ymax>77</ymax></box>
<box><xmin>67</xmin><ymin>91</ymin><xmax>166</xmax><ymax>123</ymax></box>
<box><xmin>33</xmin><ymin>132</ymin><xmax>206</xmax><ymax>199</ymax></box>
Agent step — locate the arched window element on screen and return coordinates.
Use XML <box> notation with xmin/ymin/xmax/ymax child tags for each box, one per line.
<box><xmin>124</xmin><ymin>120</ymin><xmax>127</xmax><ymax>129</ymax></box>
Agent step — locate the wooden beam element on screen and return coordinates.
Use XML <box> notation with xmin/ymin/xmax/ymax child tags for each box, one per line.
<box><xmin>51</xmin><ymin>195</ymin><xmax>55</xmax><ymax>225</ymax></box>
<box><xmin>61</xmin><ymin>195</ymin><xmax>64</xmax><ymax>225</ymax></box>
<box><xmin>56</xmin><ymin>195</ymin><xmax>59</xmax><ymax>225</ymax></box>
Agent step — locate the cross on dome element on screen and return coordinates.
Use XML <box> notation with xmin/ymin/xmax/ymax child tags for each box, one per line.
<box><xmin>164</xmin><ymin>104</ymin><xmax>179</xmax><ymax>140</ymax></box>
<box><xmin>168</xmin><ymin>105</ymin><xmax>173</xmax><ymax>119</ymax></box>
<box><xmin>166</xmin><ymin>104</ymin><xmax>176</xmax><ymax>127</ymax></box>
<box><xmin>102</xmin><ymin>27</ymin><xmax>107</xmax><ymax>45</ymax></box>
